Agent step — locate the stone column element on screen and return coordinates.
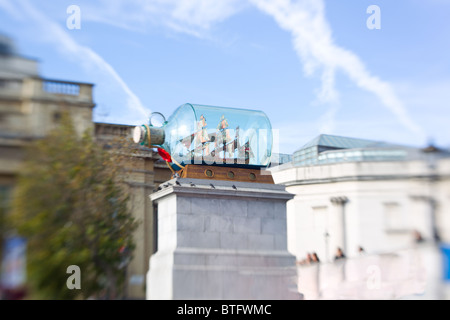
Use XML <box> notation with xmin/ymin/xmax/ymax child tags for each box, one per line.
<box><xmin>146</xmin><ymin>177</ymin><xmax>300</xmax><ymax>300</ymax></box>
<box><xmin>330</xmin><ymin>196</ymin><xmax>349</xmax><ymax>256</ymax></box>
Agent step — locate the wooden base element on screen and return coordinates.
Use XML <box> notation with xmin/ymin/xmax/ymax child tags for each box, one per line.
<box><xmin>180</xmin><ymin>165</ymin><xmax>274</xmax><ymax>184</ymax></box>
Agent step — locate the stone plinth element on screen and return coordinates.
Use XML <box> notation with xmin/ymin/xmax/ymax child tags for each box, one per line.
<box><xmin>146</xmin><ymin>177</ymin><xmax>300</xmax><ymax>300</ymax></box>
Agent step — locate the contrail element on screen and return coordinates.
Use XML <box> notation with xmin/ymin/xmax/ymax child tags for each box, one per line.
<box><xmin>250</xmin><ymin>0</ymin><xmax>426</xmax><ymax>140</ymax></box>
<box><xmin>13</xmin><ymin>0</ymin><xmax>150</xmax><ymax>120</ymax></box>
<box><xmin>4</xmin><ymin>0</ymin><xmax>427</xmax><ymax>140</ymax></box>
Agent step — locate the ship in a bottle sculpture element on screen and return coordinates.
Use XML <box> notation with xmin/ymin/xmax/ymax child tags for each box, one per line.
<box><xmin>133</xmin><ymin>103</ymin><xmax>274</xmax><ymax>183</ymax></box>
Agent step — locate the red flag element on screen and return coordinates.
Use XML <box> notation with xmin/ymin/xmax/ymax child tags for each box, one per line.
<box><xmin>157</xmin><ymin>148</ymin><xmax>172</xmax><ymax>162</ymax></box>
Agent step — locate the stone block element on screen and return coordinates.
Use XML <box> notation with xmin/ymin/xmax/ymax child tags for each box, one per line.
<box><xmin>176</xmin><ymin>196</ymin><xmax>192</xmax><ymax>215</ymax></box>
<box><xmin>173</xmin><ymin>269</ymin><xmax>223</xmax><ymax>300</ymax></box>
<box><xmin>274</xmin><ymin>201</ymin><xmax>287</xmax><ymax>219</ymax></box>
<box><xmin>220</xmin><ymin>199</ymin><xmax>247</xmax><ymax>217</ymax></box>
<box><xmin>247</xmin><ymin>200</ymin><xmax>275</xmax><ymax>219</ymax></box>
<box><xmin>177</xmin><ymin>231</ymin><xmax>220</xmax><ymax>249</ymax></box>
<box><xmin>147</xmin><ymin>178</ymin><xmax>297</xmax><ymax>300</ymax></box>
<box><xmin>220</xmin><ymin>232</ymin><xmax>248</xmax><ymax>250</ymax></box>
<box><xmin>205</xmin><ymin>215</ymin><xmax>234</xmax><ymax>233</ymax></box>
<box><xmin>275</xmin><ymin>234</ymin><xmax>288</xmax><ymax>250</ymax></box>
<box><xmin>177</xmin><ymin>213</ymin><xmax>204</xmax><ymax>232</ymax></box>
<box><xmin>248</xmin><ymin>234</ymin><xmax>274</xmax><ymax>251</ymax></box>
<box><xmin>233</xmin><ymin>217</ymin><xmax>260</xmax><ymax>234</ymax></box>
<box><xmin>261</xmin><ymin>217</ymin><xmax>287</xmax><ymax>235</ymax></box>
<box><xmin>190</xmin><ymin>197</ymin><xmax>221</xmax><ymax>216</ymax></box>
<box><xmin>205</xmin><ymin>252</ymin><xmax>239</xmax><ymax>266</ymax></box>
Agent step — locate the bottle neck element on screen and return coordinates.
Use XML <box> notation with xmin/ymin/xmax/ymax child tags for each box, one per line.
<box><xmin>133</xmin><ymin>125</ymin><xmax>165</xmax><ymax>147</ymax></box>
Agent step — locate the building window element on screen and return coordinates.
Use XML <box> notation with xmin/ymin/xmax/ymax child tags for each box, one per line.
<box><xmin>53</xmin><ymin>112</ymin><xmax>62</xmax><ymax>123</ymax></box>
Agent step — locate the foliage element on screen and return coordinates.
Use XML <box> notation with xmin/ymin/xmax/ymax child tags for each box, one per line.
<box><xmin>0</xmin><ymin>190</ymin><xmax>7</xmax><ymax>272</ymax></box>
<box><xmin>10</xmin><ymin>113</ymin><xmax>139</xmax><ymax>299</ymax></box>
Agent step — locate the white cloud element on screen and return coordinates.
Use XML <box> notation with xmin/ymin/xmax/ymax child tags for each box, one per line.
<box><xmin>249</xmin><ymin>0</ymin><xmax>426</xmax><ymax>141</ymax></box>
<box><xmin>3</xmin><ymin>0</ymin><xmax>429</xmax><ymax>142</ymax></box>
<box><xmin>81</xmin><ymin>0</ymin><xmax>246</xmax><ymax>38</ymax></box>
<box><xmin>79</xmin><ymin>0</ymin><xmax>427</xmax><ymax>143</ymax></box>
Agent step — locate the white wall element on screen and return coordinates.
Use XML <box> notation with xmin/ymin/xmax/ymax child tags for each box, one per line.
<box><xmin>272</xmin><ymin>157</ymin><xmax>450</xmax><ymax>263</ymax></box>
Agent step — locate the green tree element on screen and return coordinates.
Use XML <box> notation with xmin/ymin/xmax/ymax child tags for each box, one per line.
<box><xmin>10</xmin><ymin>113</ymin><xmax>138</xmax><ymax>300</ymax></box>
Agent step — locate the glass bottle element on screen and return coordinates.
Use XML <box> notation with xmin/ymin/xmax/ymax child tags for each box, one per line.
<box><xmin>133</xmin><ymin>103</ymin><xmax>273</xmax><ymax>170</ymax></box>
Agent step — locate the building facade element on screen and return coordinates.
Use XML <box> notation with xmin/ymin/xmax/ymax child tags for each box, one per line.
<box><xmin>271</xmin><ymin>134</ymin><xmax>450</xmax><ymax>262</ymax></box>
<box><xmin>0</xmin><ymin>36</ymin><xmax>172</xmax><ymax>299</ymax></box>
<box><xmin>94</xmin><ymin>123</ymin><xmax>172</xmax><ymax>298</ymax></box>
<box><xmin>270</xmin><ymin>134</ymin><xmax>450</xmax><ymax>299</ymax></box>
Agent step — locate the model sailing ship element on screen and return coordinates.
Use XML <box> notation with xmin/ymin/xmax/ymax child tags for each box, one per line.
<box><xmin>179</xmin><ymin>114</ymin><xmax>255</xmax><ymax>167</ymax></box>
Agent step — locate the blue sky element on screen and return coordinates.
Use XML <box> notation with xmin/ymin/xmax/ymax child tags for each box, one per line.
<box><xmin>0</xmin><ymin>0</ymin><xmax>449</xmax><ymax>154</ymax></box>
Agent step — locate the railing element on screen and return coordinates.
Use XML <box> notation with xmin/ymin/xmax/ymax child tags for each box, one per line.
<box><xmin>0</xmin><ymin>77</ymin><xmax>93</xmax><ymax>102</ymax></box>
<box><xmin>42</xmin><ymin>80</ymin><xmax>80</xmax><ymax>96</ymax></box>
<box><xmin>28</xmin><ymin>77</ymin><xmax>92</xmax><ymax>101</ymax></box>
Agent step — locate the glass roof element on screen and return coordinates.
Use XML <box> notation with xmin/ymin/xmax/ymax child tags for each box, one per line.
<box><xmin>298</xmin><ymin>134</ymin><xmax>397</xmax><ymax>150</ymax></box>
<box><xmin>292</xmin><ymin>134</ymin><xmax>422</xmax><ymax>167</ymax></box>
